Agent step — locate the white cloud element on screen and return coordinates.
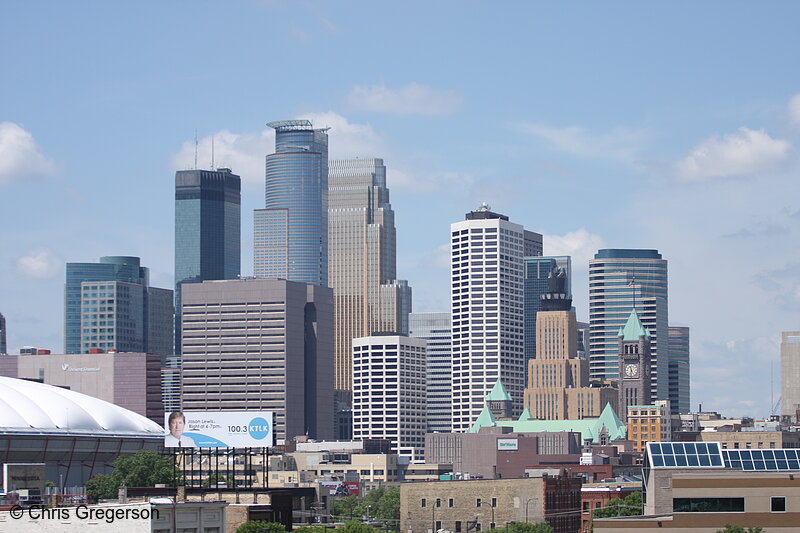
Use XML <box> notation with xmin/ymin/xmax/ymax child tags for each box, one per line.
<box><xmin>0</xmin><ymin>122</ymin><xmax>57</xmax><ymax>185</ymax></box>
<box><xmin>674</xmin><ymin>127</ymin><xmax>791</xmax><ymax>181</ymax></box>
<box><xmin>170</xmin><ymin>112</ymin><xmax>384</xmax><ymax>191</ymax></box>
<box><xmin>519</xmin><ymin>123</ymin><xmax>643</xmax><ymax>163</ymax></box>
<box><xmin>543</xmin><ymin>229</ymin><xmax>606</xmax><ymax>269</ymax></box>
<box><xmin>389</xmin><ymin>169</ymin><xmax>475</xmax><ymax>193</ymax></box>
<box><xmin>347</xmin><ymin>83</ymin><xmax>464</xmax><ymax>115</ymax></box>
<box><xmin>16</xmin><ymin>249</ymin><xmax>60</xmax><ymax>279</ymax></box>
<box><xmin>788</xmin><ymin>93</ymin><xmax>800</xmax><ymax>125</ymax></box>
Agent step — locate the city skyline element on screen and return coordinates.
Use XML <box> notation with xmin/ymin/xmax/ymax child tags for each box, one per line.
<box><xmin>3</xmin><ymin>2</ymin><xmax>800</xmax><ymax>418</ymax></box>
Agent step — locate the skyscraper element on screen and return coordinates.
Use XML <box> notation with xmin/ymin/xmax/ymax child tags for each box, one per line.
<box><xmin>0</xmin><ymin>312</ymin><xmax>6</xmax><ymax>355</ymax></box>
<box><xmin>174</xmin><ymin>167</ymin><xmax>241</xmax><ymax>354</ymax></box>
<box><xmin>254</xmin><ymin>120</ymin><xmax>329</xmax><ymax>285</ymax></box>
<box><xmin>352</xmin><ymin>334</ymin><xmax>426</xmax><ymax>461</ymax></box>
<box><xmin>523</xmin><ymin>256</ymin><xmax>569</xmax><ymax>365</ymax></box>
<box><xmin>589</xmin><ymin>249</ymin><xmax>669</xmax><ymax>401</ymax></box>
<box><xmin>409</xmin><ymin>312</ymin><xmax>452</xmax><ymax>433</ymax></box>
<box><xmin>781</xmin><ymin>332</ymin><xmax>800</xmax><ymax>421</ymax></box>
<box><xmin>451</xmin><ymin>204</ymin><xmax>542</xmax><ymax>432</ymax></box>
<box><xmin>668</xmin><ymin>326</ymin><xmax>690</xmax><ymax>415</ymax></box>
<box><xmin>180</xmin><ymin>278</ymin><xmax>334</xmax><ymax>440</ymax></box>
<box><xmin>64</xmin><ymin>256</ymin><xmax>173</xmax><ymax>357</ymax></box>
<box><xmin>327</xmin><ymin>158</ymin><xmax>412</xmax><ymax>394</ymax></box>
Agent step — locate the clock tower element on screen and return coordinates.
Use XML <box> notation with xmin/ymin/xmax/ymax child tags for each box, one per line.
<box><xmin>617</xmin><ymin>309</ymin><xmax>652</xmax><ymax>423</ymax></box>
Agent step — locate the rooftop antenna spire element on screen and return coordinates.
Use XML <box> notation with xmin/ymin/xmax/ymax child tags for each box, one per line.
<box><xmin>211</xmin><ymin>135</ymin><xmax>215</xmax><ymax>170</ymax></box>
<box><xmin>194</xmin><ymin>129</ymin><xmax>198</xmax><ymax>170</ymax></box>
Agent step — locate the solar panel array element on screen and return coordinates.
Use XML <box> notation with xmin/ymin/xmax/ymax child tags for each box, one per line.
<box><xmin>647</xmin><ymin>442</ymin><xmax>725</xmax><ymax>468</ymax></box>
<box><xmin>723</xmin><ymin>449</ymin><xmax>800</xmax><ymax>471</ymax></box>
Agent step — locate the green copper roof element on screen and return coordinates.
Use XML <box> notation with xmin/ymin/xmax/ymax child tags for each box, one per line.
<box><xmin>486</xmin><ymin>379</ymin><xmax>513</xmax><ymax>402</ymax></box>
<box><xmin>469</xmin><ymin>402</ymin><xmax>626</xmax><ymax>442</ymax></box>
<box><xmin>518</xmin><ymin>407</ymin><xmax>532</xmax><ymax>421</ymax></box>
<box><xmin>469</xmin><ymin>404</ymin><xmax>496</xmax><ymax>433</ymax></box>
<box><xmin>618</xmin><ymin>309</ymin><xmax>650</xmax><ymax>340</ymax></box>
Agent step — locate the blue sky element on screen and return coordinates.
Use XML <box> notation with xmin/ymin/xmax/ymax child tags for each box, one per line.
<box><xmin>3</xmin><ymin>1</ymin><xmax>800</xmax><ymax>418</ymax></box>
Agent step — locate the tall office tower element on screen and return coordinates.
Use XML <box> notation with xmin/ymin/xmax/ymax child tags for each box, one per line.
<box><xmin>352</xmin><ymin>335</ymin><xmax>426</xmax><ymax>461</ymax></box>
<box><xmin>0</xmin><ymin>312</ymin><xmax>6</xmax><ymax>355</ymax></box>
<box><xmin>576</xmin><ymin>321</ymin><xmax>590</xmax><ymax>359</ymax></box>
<box><xmin>524</xmin><ymin>274</ymin><xmax>617</xmax><ymax>420</ymax></box>
<box><xmin>327</xmin><ymin>158</ymin><xmax>413</xmax><ymax>397</ymax></box>
<box><xmin>409</xmin><ymin>312</ymin><xmax>452</xmax><ymax>433</ymax></box>
<box><xmin>254</xmin><ymin>120</ymin><xmax>329</xmax><ymax>285</ymax></box>
<box><xmin>524</xmin><ymin>256</ymin><xmax>570</xmax><ymax>364</ymax></box>
<box><xmin>781</xmin><ymin>332</ymin><xmax>800</xmax><ymax>420</ymax></box>
<box><xmin>589</xmin><ymin>249</ymin><xmax>669</xmax><ymax>401</ymax></box>
<box><xmin>617</xmin><ymin>310</ymin><xmax>652</xmax><ymax>423</ymax></box>
<box><xmin>668</xmin><ymin>326</ymin><xmax>690</xmax><ymax>415</ymax></box>
<box><xmin>64</xmin><ymin>256</ymin><xmax>173</xmax><ymax>356</ymax></box>
<box><xmin>451</xmin><ymin>204</ymin><xmax>542</xmax><ymax>432</ymax></box>
<box><xmin>174</xmin><ymin>168</ymin><xmax>241</xmax><ymax>355</ymax></box>
<box><xmin>180</xmin><ymin>278</ymin><xmax>333</xmax><ymax>440</ymax></box>
<box><xmin>161</xmin><ymin>357</ymin><xmax>181</xmax><ymax>413</ymax></box>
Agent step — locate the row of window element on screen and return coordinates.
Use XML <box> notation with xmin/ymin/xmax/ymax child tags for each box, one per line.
<box><xmin>421</xmin><ymin>497</ymin><xmax>498</xmax><ymax>508</ymax></box>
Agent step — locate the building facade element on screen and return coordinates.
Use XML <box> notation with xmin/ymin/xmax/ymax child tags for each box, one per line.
<box><xmin>524</xmin><ymin>256</ymin><xmax>571</xmax><ymax>365</ymax></box>
<box><xmin>0</xmin><ymin>311</ymin><xmax>6</xmax><ymax>355</ymax></box>
<box><xmin>328</xmin><ymin>158</ymin><xmax>412</xmax><ymax>395</ymax></box>
<box><xmin>352</xmin><ymin>335</ymin><xmax>426</xmax><ymax>461</ymax></box>
<box><xmin>668</xmin><ymin>326</ymin><xmax>690</xmax><ymax>415</ymax></box>
<box><xmin>254</xmin><ymin>120</ymin><xmax>329</xmax><ymax>285</ymax></box>
<box><xmin>589</xmin><ymin>249</ymin><xmax>668</xmax><ymax>402</ymax></box>
<box><xmin>400</xmin><ymin>476</ymin><xmax>581</xmax><ymax>533</ymax></box>
<box><xmin>174</xmin><ymin>167</ymin><xmax>241</xmax><ymax>355</ymax></box>
<box><xmin>626</xmin><ymin>400</ymin><xmax>671</xmax><ymax>453</ymax></box>
<box><xmin>180</xmin><ymin>278</ymin><xmax>334</xmax><ymax>440</ymax></box>
<box><xmin>782</xmin><ymin>331</ymin><xmax>800</xmax><ymax>420</ymax></box>
<box><xmin>409</xmin><ymin>312</ymin><xmax>452</xmax><ymax>433</ymax></box>
<box><xmin>64</xmin><ymin>256</ymin><xmax>173</xmax><ymax>357</ymax></box>
<box><xmin>0</xmin><ymin>351</ymin><xmax>163</xmax><ymax>423</ymax></box>
<box><xmin>451</xmin><ymin>205</ymin><xmax>542</xmax><ymax>432</ymax></box>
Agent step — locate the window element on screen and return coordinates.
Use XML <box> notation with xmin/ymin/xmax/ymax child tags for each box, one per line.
<box><xmin>436</xmin><ymin>498</ymin><xmax>442</xmax><ymax>508</ymax></box>
<box><xmin>673</xmin><ymin>498</ymin><xmax>745</xmax><ymax>513</ymax></box>
<box><xmin>772</xmin><ymin>496</ymin><xmax>786</xmax><ymax>513</ymax></box>
<box><xmin>435</xmin><ymin>522</ymin><xmax>441</xmax><ymax>531</ymax></box>
<box><xmin>449</xmin><ymin>498</ymin><xmax>454</xmax><ymax>508</ymax></box>
<box><xmin>455</xmin><ymin>521</ymin><xmax>462</xmax><ymax>533</ymax></box>
<box><xmin>421</xmin><ymin>498</ymin><xmax>427</xmax><ymax>508</ymax></box>
<box><xmin>491</xmin><ymin>498</ymin><xmax>497</xmax><ymax>508</ymax></box>
<box><xmin>476</xmin><ymin>498</ymin><xmax>482</xmax><ymax>507</ymax></box>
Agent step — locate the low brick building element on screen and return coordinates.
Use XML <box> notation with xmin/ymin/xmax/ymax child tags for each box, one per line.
<box><xmin>400</xmin><ymin>474</ymin><xmax>581</xmax><ymax>533</ymax></box>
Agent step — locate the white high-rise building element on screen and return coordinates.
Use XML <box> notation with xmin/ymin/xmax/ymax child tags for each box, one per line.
<box><xmin>450</xmin><ymin>204</ymin><xmax>542</xmax><ymax>432</ymax></box>
<box><xmin>352</xmin><ymin>335</ymin><xmax>426</xmax><ymax>461</ymax></box>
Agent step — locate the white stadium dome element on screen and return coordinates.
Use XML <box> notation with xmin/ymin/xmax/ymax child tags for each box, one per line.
<box><xmin>0</xmin><ymin>375</ymin><xmax>163</xmax><ymax>434</ymax></box>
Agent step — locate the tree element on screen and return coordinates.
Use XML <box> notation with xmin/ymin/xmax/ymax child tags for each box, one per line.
<box><xmin>110</xmin><ymin>450</ymin><xmax>175</xmax><ymax>487</ymax></box>
<box><xmin>507</xmin><ymin>522</ymin><xmax>554</xmax><ymax>533</ymax></box>
<box><xmin>203</xmin><ymin>472</ymin><xmax>234</xmax><ymax>487</ymax></box>
<box><xmin>716</xmin><ymin>527</ymin><xmax>763</xmax><ymax>533</ymax></box>
<box><xmin>592</xmin><ymin>491</ymin><xmax>643</xmax><ymax>518</ymax></box>
<box><xmin>85</xmin><ymin>474</ymin><xmax>117</xmax><ymax>501</ymax></box>
<box><xmin>331</xmin><ymin>487</ymin><xmax>400</xmax><ymax>524</ymax></box>
<box><xmin>294</xmin><ymin>527</ymin><xmax>329</xmax><ymax>533</ymax></box>
<box><xmin>332</xmin><ymin>494</ymin><xmax>365</xmax><ymax>520</ymax></box>
<box><xmin>235</xmin><ymin>521</ymin><xmax>286</xmax><ymax>533</ymax></box>
<box><xmin>338</xmin><ymin>520</ymin><xmax>380</xmax><ymax>533</ymax></box>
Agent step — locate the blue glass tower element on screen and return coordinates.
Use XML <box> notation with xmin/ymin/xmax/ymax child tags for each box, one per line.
<box><xmin>589</xmin><ymin>249</ymin><xmax>669</xmax><ymax>401</ymax></box>
<box><xmin>175</xmin><ymin>168</ymin><xmax>241</xmax><ymax>353</ymax></box>
<box><xmin>64</xmin><ymin>256</ymin><xmax>172</xmax><ymax>356</ymax></box>
<box><xmin>254</xmin><ymin>120</ymin><xmax>328</xmax><ymax>286</ymax></box>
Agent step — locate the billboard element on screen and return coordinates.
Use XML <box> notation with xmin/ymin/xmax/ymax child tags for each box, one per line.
<box><xmin>164</xmin><ymin>411</ymin><xmax>274</xmax><ymax>448</ymax></box>
<box><xmin>320</xmin><ymin>481</ymin><xmax>360</xmax><ymax>496</ymax></box>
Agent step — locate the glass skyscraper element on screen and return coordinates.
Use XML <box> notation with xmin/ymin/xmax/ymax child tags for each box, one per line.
<box><xmin>409</xmin><ymin>312</ymin><xmax>452</xmax><ymax>433</ymax></box>
<box><xmin>174</xmin><ymin>168</ymin><xmax>241</xmax><ymax>353</ymax></box>
<box><xmin>255</xmin><ymin>120</ymin><xmax>328</xmax><ymax>286</ymax></box>
<box><xmin>524</xmin><ymin>255</ymin><xmax>571</xmax><ymax>365</ymax></box>
<box><xmin>668</xmin><ymin>326</ymin><xmax>690</xmax><ymax>415</ymax></box>
<box><xmin>589</xmin><ymin>249</ymin><xmax>669</xmax><ymax>401</ymax></box>
<box><xmin>64</xmin><ymin>256</ymin><xmax>173</xmax><ymax>357</ymax></box>
<box><xmin>0</xmin><ymin>312</ymin><xmax>6</xmax><ymax>355</ymax></box>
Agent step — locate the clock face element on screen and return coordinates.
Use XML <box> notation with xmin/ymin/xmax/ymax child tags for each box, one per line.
<box><xmin>625</xmin><ymin>364</ymin><xmax>638</xmax><ymax>377</ymax></box>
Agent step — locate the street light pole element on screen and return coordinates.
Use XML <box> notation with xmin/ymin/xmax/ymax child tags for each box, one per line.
<box><xmin>524</xmin><ymin>498</ymin><xmax>537</xmax><ymax>523</ymax></box>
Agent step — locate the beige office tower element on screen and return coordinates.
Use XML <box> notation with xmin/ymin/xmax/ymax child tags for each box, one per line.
<box><xmin>781</xmin><ymin>332</ymin><xmax>800</xmax><ymax>420</ymax></box>
<box><xmin>524</xmin><ymin>307</ymin><xmax>617</xmax><ymax>420</ymax></box>
<box><xmin>180</xmin><ymin>278</ymin><xmax>334</xmax><ymax>441</ymax></box>
<box><xmin>328</xmin><ymin>159</ymin><xmax>411</xmax><ymax>395</ymax></box>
